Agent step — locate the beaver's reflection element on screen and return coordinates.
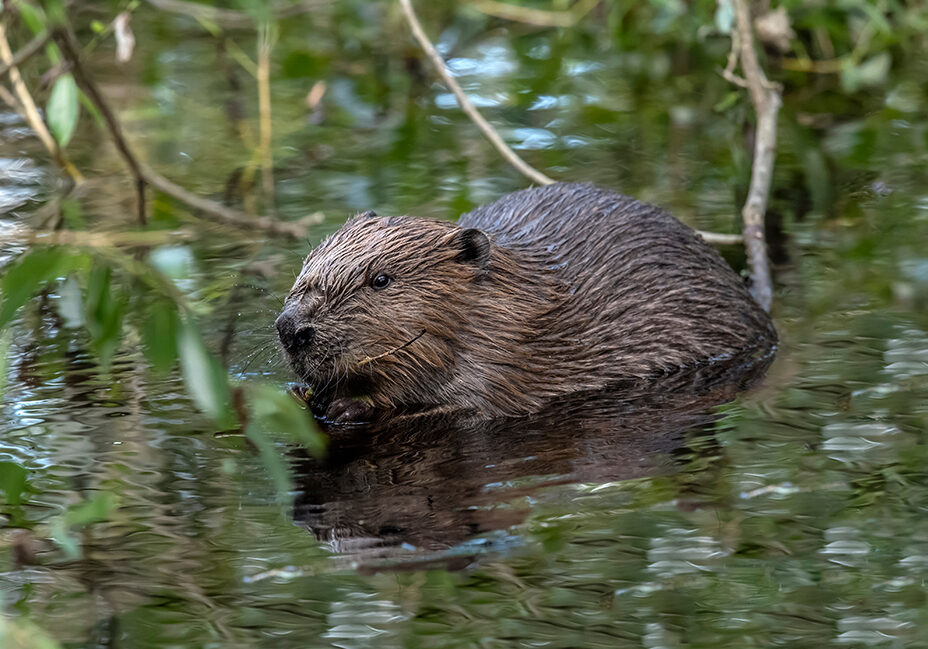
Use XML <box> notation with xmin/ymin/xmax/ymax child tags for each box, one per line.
<box><xmin>290</xmin><ymin>370</ymin><xmax>757</xmax><ymax>570</ymax></box>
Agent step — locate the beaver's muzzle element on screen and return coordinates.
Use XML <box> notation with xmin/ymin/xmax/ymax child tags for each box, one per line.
<box><xmin>275</xmin><ymin>308</ymin><xmax>317</xmax><ymax>355</ymax></box>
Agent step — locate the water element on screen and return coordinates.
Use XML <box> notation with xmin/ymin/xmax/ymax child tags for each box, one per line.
<box><xmin>2</xmin><ymin>4</ymin><xmax>928</xmax><ymax>648</ymax></box>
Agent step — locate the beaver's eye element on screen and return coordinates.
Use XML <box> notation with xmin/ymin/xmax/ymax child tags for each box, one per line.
<box><xmin>370</xmin><ymin>273</ymin><xmax>392</xmax><ymax>290</ymax></box>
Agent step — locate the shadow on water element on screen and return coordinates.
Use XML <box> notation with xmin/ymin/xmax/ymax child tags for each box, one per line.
<box><xmin>291</xmin><ymin>351</ymin><xmax>773</xmax><ymax>573</ymax></box>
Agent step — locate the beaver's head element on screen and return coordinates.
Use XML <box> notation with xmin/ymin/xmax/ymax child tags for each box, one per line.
<box><xmin>276</xmin><ymin>214</ymin><xmax>492</xmax><ymax>413</ymax></box>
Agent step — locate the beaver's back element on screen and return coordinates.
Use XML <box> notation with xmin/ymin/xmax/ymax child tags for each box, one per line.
<box><xmin>459</xmin><ymin>183</ymin><xmax>776</xmax><ymax>376</ymax></box>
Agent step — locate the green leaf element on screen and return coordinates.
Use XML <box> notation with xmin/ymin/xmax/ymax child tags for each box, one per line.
<box><xmin>0</xmin><ymin>247</ymin><xmax>73</xmax><ymax>328</ymax></box>
<box><xmin>0</xmin><ymin>461</ymin><xmax>28</xmax><ymax>506</ymax></box>
<box><xmin>60</xmin><ymin>199</ymin><xmax>86</xmax><ymax>230</ymax></box>
<box><xmin>14</xmin><ymin>2</ymin><xmax>47</xmax><ymax>34</ymax></box>
<box><xmin>9</xmin><ymin>3</ymin><xmax>61</xmax><ymax>64</ymax></box>
<box><xmin>247</xmin><ymin>384</ymin><xmax>326</xmax><ymax>457</ymax></box>
<box><xmin>0</xmin><ymin>615</ymin><xmax>64</xmax><ymax>649</ymax></box>
<box><xmin>84</xmin><ymin>265</ymin><xmax>125</xmax><ymax>365</ymax></box>
<box><xmin>242</xmin><ymin>385</ymin><xmax>326</xmax><ymax>500</ymax></box>
<box><xmin>235</xmin><ymin>0</ymin><xmax>274</xmax><ymax>23</ymax></box>
<box><xmin>0</xmin><ymin>330</ymin><xmax>10</xmax><ymax>399</ymax></box>
<box><xmin>49</xmin><ymin>517</ymin><xmax>81</xmax><ymax>559</ymax></box>
<box><xmin>178</xmin><ymin>318</ymin><xmax>234</xmax><ymax>427</ymax></box>
<box><xmin>47</xmin><ymin>73</ymin><xmax>80</xmax><ymax>147</ymax></box>
<box><xmin>78</xmin><ymin>91</ymin><xmax>104</xmax><ymax>128</ymax></box>
<box><xmin>855</xmin><ymin>52</ymin><xmax>892</xmax><ymax>87</ymax></box>
<box><xmin>144</xmin><ymin>299</ymin><xmax>180</xmax><ymax>373</ymax></box>
<box><xmin>43</xmin><ymin>0</ymin><xmax>67</xmax><ymax>26</ymax></box>
<box><xmin>713</xmin><ymin>91</ymin><xmax>739</xmax><ymax>113</ymax></box>
<box><xmin>49</xmin><ymin>492</ymin><xmax>120</xmax><ymax>559</ymax></box>
<box><xmin>245</xmin><ymin>423</ymin><xmax>294</xmax><ymax>499</ymax></box>
<box><xmin>840</xmin><ymin>53</ymin><xmax>891</xmax><ymax>93</ymax></box>
<box><xmin>64</xmin><ymin>491</ymin><xmax>119</xmax><ymax>527</ymax></box>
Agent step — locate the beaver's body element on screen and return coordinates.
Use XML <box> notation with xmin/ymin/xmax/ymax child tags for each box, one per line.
<box><xmin>276</xmin><ymin>183</ymin><xmax>776</xmax><ymax>419</ymax></box>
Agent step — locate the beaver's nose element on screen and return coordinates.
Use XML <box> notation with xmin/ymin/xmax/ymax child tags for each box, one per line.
<box><xmin>275</xmin><ymin>311</ymin><xmax>316</xmax><ymax>352</ymax></box>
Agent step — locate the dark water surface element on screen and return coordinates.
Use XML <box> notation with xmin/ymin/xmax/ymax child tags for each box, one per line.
<box><xmin>2</xmin><ymin>5</ymin><xmax>928</xmax><ymax>648</ymax></box>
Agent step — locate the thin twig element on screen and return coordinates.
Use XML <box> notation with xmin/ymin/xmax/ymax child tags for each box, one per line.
<box><xmin>257</xmin><ymin>22</ymin><xmax>275</xmax><ymax>212</ymax></box>
<box><xmin>404</xmin><ymin>0</ymin><xmax>742</xmax><ymax>247</ymax></box>
<box><xmin>145</xmin><ymin>0</ymin><xmax>330</xmax><ymax>29</ymax></box>
<box><xmin>50</xmin><ymin>28</ymin><xmax>311</xmax><ymax>239</ymax></box>
<box><xmin>780</xmin><ymin>18</ymin><xmax>875</xmax><ymax>74</ymax></box>
<box><xmin>720</xmin><ymin>26</ymin><xmax>748</xmax><ymax>88</ymax></box>
<box><xmin>0</xmin><ymin>30</ymin><xmax>49</xmax><ymax>79</ymax></box>
<box><xmin>730</xmin><ymin>0</ymin><xmax>779</xmax><ymax>311</ymax></box>
<box><xmin>697</xmin><ymin>230</ymin><xmax>743</xmax><ymax>245</ymax></box>
<box><xmin>53</xmin><ymin>28</ymin><xmax>147</xmax><ymax>225</ymax></box>
<box><xmin>469</xmin><ymin>0</ymin><xmax>600</xmax><ymax>28</ymax></box>
<box><xmin>0</xmin><ymin>23</ymin><xmax>84</xmax><ymax>184</ymax></box>
<box><xmin>398</xmin><ymin>0</ymin><xmax>555</xmax><ymax>187</ymax></box>
<box><xmin>778</xmin><ymin>57</ymin><xmax>843</xmax><ymax>73</ymax></box>
<box><xmin>0</xmin><ymin>225</ymin><xmax>200</xmax><ymax>247</ymax></box>
<box><xmin>0</xmin><ymin>83</ymin><xmax>21</xmax><ymax>111</ymax></box>
<box><xmin>141</xmin><ymin>164</ymin><xmax>314</xmax><ymax>237</ymax></box>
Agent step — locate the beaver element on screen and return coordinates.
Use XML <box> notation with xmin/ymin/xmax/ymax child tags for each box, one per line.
<box><xmin>276</xmin><ymin>182</ymin><xmax>776</xmax><ymax>420</ymax></box>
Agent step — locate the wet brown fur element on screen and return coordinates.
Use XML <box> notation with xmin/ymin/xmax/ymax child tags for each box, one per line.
<box><xmin>277</xmin><ymin>183</ymin><xmax>777</xmax><ymax>418</ymax></box>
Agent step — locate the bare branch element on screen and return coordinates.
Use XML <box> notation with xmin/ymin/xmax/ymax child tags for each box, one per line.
<box><xmin>257</xmin><ymin>23</ymin><xmax>275</xmax><ymax>212</ymax></box>
<box><xmin>779</xmin><ymin>14</ymin><xmax>874</xmax><ymax>74</ymax></box>
<box><xmin>145</xmin><ymin>0</ymin><xmax>330</xmax><ymax>29</ymax></box>
<box><xmin>735</xmin><ymin>0</ymin><xmax>781</xmax><ymax>108</ymax></box>
<box><xmin>468</xmin><ymin>0</ymin><xmax>600</xmax><ymax>28</ymax></box>
<box><xmin>720</xmin><ymin>28</ymin><xmax>748</xmax><ymax>88</ymax></box>
<box><xmin>51</xmin><ymin>28</ymin><xmax>312</xmax><ymax>239</ymax></box>
<box><xmin>141</xmin><ymin>164</ymin><xmax>316</xmax><ymax>238</ymax></box>
<box><xmin>0</xmin><ymin>30</ymin><xmax>49</xmax><ymax>79</ymax></box>
<box><xmin>697</xmin><ymin>230</ymin><xmax>743</xmax><ymax>245</ymax></box>
<box><xmin>0</xmin><ymin>225</ymin><xmax>200</xmax><ymax>247</ymax></box>
<box><xmin>730</xmin><ymin>0</ymin><xmax>779</xmax><ymax>311</ymax></box>
<box><xmin>398</xmin><ymin>0</ymin><xmax>555</xmax><ymax>187</ymax></box>
<box><xmin>779</xmin><ymin>57</ymin><xmax>843</xmax><ymax>73</ymax></box>
<box><xmin>0</xmin><ymin>23</ymin><xmax>84</xmax><ymax>184</ymax></box>
<box><xmin>0</xmin><ymin>83</ymin><xmax>21</xmax><ymax>111</ymax></box>
<box><xmin>53</xmin><ymin>28</ymin><xmax>148</xmax><ymax>224</ymax></box>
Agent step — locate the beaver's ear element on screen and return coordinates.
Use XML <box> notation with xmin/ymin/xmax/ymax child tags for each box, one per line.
<box><xmin>449</xmin><ymin>228</ymin><xmax>491</xmax><ymax>269</ymax></box>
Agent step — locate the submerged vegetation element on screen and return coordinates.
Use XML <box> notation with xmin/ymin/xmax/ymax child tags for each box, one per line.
<box><xmin>1</xmin><ymin>0</ymin><xmax>928</xmax><ymax>646</ymax></box>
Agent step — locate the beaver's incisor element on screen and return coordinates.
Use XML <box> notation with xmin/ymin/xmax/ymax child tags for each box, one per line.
<box><xmin>276</xmin><ymin>183</ymin><xmax>776</xmax><ymax>420</ymax></box>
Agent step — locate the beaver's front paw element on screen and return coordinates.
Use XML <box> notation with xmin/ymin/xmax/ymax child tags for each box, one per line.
<box><xmin>323</xmin><ymin>398</ymin><xmax>375</xmax><ymax>424</ymax></box>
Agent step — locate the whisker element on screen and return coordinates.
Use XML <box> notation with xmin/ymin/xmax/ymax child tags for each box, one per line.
<box><xmin>358</xmin><ymin>330</ymin><xmax>425</xmax><ymax>367</ymax></box>
<box><xmin>235</xmin><ymin>342</ymin><xmax>281</xmax><ymax>377</ymax></box>
<box><xmin>235</xmin><ymin>332</ymin><xmax>280</xmax><ymax>341</ymax></box>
